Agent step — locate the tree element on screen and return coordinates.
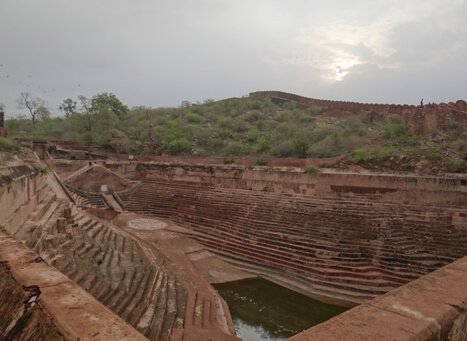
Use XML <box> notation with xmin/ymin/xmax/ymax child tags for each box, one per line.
<box><xmin>106</xmin><ymin>129</ymin><xmax>130</xmax><ymax>157</ymax></box>
<box><xmin>0</xmin><ymin>103</ymin><xmax>5</xmax><ymax>111</ymax></box>
<box><xmin>58</xmin><ymin>98</ymin><xmax>77</xmax><ymax>118</ymax></box>
<box><xmin>91</xmin><ymin>93</ymin><xmax>128</xmax><ymax>120</ymax></box>
<box><xmin>78</xmin><ymin>95</ymin><xmax>93</xmax><ymax>132</ymax></box>
<box><xmin>17</xmin><ymin>92</ymin><xmax>50</xmax><ymax>124</ymax></box>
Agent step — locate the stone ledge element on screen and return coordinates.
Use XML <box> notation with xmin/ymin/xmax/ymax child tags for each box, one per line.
<box><xmin>288</xmin><ymin>256</ymin><xmax>467</xmax><ymax>341</ymax></box>
<box><xmin>0</xmin><ymin>230</ymin><xmax>147</xmax><ymax>341</ymax></box>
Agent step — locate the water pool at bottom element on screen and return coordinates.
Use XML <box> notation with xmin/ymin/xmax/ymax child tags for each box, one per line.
<box><xmin>214</xmin><ymin>278</ymin><xmax>348</xmax><ymax>341</ymax></box>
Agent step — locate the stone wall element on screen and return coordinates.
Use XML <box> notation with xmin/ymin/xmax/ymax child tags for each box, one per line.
<box><xmin>0</xmin><ymin>111</ymin><xmax>9</xmax><ymax>137</ymax></box>
<box><xmin>131</xmin><ymin>156</ymin><xmax>343</xmax><ymax>168</ymax></box>
<box><xmin>134</xmin><ymin>163</ymin><xmax>466</xmax><ymax>207</ymax></box>
<box><xmin>0</xmin><ymin>165</ymin><xmax>50</xmax><ymax>234</ymax></box>
<box><xmin>252</xmin><ymin>91</ymin><xmax>467</xmax><ymax>135</ymax></box>
<box><xmin>288</xmin><ymin>255</ymin><xmax>467</xmax><ymax>341</ymax></box>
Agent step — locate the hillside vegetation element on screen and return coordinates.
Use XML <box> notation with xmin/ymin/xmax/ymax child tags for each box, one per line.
<box><xmin>5</xmin><ymin>93</ymin><xmax>466</xmax><ymax>173</ymax></box>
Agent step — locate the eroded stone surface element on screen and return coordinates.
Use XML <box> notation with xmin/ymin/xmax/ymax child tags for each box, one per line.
<box><xmin>129</xmin><ymin>217</ymin><xmax>167</xmax><ymax>230</ymax></box>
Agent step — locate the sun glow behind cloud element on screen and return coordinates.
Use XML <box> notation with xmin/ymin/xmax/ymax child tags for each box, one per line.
<box><xmin>284</xmin><ymin>0</ymin><xmax>467</xmax><ymax>83</ymax></box>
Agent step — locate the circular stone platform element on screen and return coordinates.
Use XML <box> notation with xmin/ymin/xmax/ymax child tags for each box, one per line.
<box><xmin>128</xmin><ymin>218</ymin><xmax>167</xmax><ymax>231</ymax></box>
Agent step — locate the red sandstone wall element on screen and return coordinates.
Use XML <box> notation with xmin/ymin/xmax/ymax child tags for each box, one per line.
<box><xmin>50</xmin><ymin>140</ymin><xmax>90</xmax><ymax>151</ymax></box>
<box><xmin>288</xmin><ymin>256</ymin><xmax>467</xmax><ymax>341</ymax></box>
<box><xmin>134</xmin><ymin>163</ymin><xmax>466</xmax><ymax>206</ymax></box>
<box><xmin>251</xmin><ymin>91</ymin><xmax>467</xmax><ymax>135</ymax></box>
<box><xmin>0</xmin><ymin>165</ymin><xmax>51</xmax><ymax>234</ymax></box>
<box><xmin>0</xmin><ymin>127</ymin><xmax>10</xmax><ymax>137</ymax></box>
<box><xmin>133</xmin><ymin>156</ymin><xmax>343</xmax><ymax>168</ymax></box>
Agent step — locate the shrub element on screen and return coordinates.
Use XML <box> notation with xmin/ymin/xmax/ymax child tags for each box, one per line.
<box><xmin>37</xmin><ymin>166</ymin><xmax>49</xmax><ymax>174</ymax></box>
<box><xmin>165</xmin><ymin>137</ymin><xmax>191</xmax><ymax>155</ymax></box>
<box><xmin>307</xmin><ymin>132</ymin><xmax>346</xmax><ymax>158</ymax></box>
<box><xmin>307</xmin><ymin>104</ymin><xmax>322</xmax><ymax>115</ymax></box>
<box><xmin>446</xmin><ymin>120</ymin><xmax>463</xmax><ymax>138</ymax></box>
<box><xmin>401</xmin><ymin>164</ymin><xmax>415</xmax><ymax>172</ymax></box>
<box><xmin>256</xmin><ymin>157</ymin><xmax>267</xmax><ymax>166</ymax></box>
<box><xmin>350</xmin><ymin>148</ymin><xmax>371</xmax><ymax>163</ymax></box>
<box><xmin>271</xmin><ymin>141</ymin><xmax>295</xmax><ymax>157</ymax></box>
<box><xmin>304</xmin><ymin>166</ymin><xmax>320</xmax><ymax>174</ymax></box>
<box><xmin>373</xmin><ymin>147</ymin><xmax>397</xmax><ymax>161</ymax></box>
<box><xmin>382</xmin><ymin>117</ymin><xmax>406</xmax><ymax>140</ymax></box>
<box><xmin>293</xmin><ymin>137</ymin><xmax>310</xmax><ymax>158</ymax></box>
<box><xmin>0</xmin><ymin>137</ymin><xmax>20</xmax><ymax>152</ymax></box>
<box><xmin>424</xmin><ymin>150</ymin><xmax>442</xmax><ymax>162</ymax></box>
<box><xmin>224</xmin><ymin>158</ymin><xmax>235</xmax><ymax>164</ymax></box>
<box><xmin>444</xmin><ymin>158</ymin><xmax>467</xmax><ymax>173</ymax></box>
<box><xmin>185</xmin><ymin>111</ymin><xmax>202</xmax><ymax>124</ymax></box>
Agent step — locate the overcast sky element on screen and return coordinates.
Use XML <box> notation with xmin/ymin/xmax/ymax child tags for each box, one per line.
<box><xmin>1</xmin><ymin>0</ymin><xmax>467</xmax><ymax>116</ymax></box>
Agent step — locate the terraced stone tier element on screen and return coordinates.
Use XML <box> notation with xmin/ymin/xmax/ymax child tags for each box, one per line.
<box><xmin>122</xmin><ymin>179</ymin><xmax>467</xmax><ymax>305</ymax></box>
<box><xmin>0</xmin><ymin>229</ymin><xmax>145</xmax><ymax>341</ymax></box>
<box><xmin>16</xmin><ymin>197</ymin><xmax>183</xmax><ymax>340</ymax></box>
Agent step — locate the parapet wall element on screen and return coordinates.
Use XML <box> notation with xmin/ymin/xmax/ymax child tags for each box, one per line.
<box><xmin>251</xmin><ymin>91</ymin><xmax>467</xmax><ymax>135</ymax></box>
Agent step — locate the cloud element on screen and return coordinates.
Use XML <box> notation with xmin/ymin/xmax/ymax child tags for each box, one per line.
<box><xmin>285</xmin><ymin>0</ymin><xmax>467</xmax><ymax>82</ymax></box>
<box><xmin>0</xmin><ymin>0</ymin><xmax>466</xmax><ymax>114</ymax></box>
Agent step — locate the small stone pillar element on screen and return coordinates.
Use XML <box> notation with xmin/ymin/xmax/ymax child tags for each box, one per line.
<box><xmin>56</xmin><ymin>218</ymin><xmax>67</xmax><ymax>233</ymax></box>
<box><xmin>63</xmin><ymin>208</ymin><xmax>72</xmax><ymax>222</ymax></box>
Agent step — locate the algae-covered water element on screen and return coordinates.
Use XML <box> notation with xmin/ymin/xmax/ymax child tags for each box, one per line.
<box><xmin>214</xmin><ymin>278</ymin><xmax>347</xmax><ymax>341</ymax></box>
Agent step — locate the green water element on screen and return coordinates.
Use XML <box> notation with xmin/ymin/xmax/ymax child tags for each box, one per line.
<box><xmin>214</xmin><ymin>278</ymin><xmax>347</xmax><ymax>341</ymax></box>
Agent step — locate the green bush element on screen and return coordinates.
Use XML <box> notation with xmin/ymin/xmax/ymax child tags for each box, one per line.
<box><xmin>424</xmin><ymin>150</ymin><xmax>442</xmax><ymax>162</ymax></box>
<box><xmin>350</xmin><ymin>148</ymin><xmax>371</xmax><ymax>163</ymax></box>
<box><xmin>444</xmin><ymin>158</ymin><xmax>467</xmax><ymax>173</ymax></box>
<box><xmin>401</xmin><ymin>164</ymin><xmax>415</xmax><ymax>172</ymax></box>
<box><xmin>165</xmin><ymin>137</ymin><xmax>191</xmax><ymax>155</ymax></box>
<box><xmin>256</xmin><ymin>157</ymin><xmax>267</xmax><ymax>166</ymax></box>
<box><xmin>292</xmin><ymin>137</ymin><xmax>310</xmax><ymax>158</ymax></box>
<box><xmin>0</xmin><ymin>137</ymin><xmax>20</xmax><ymax>152</ymax></box>
<box><xmin>382</xmin><ymin>117</ymin><xmax>406</xmax><ymax>140</ymax></box>
<box><xmin>373</xmin><ymin>147</ymin><xmax>397</xmax><ymax>161</ymax></box>
<box><xmin>38</xmin><ymin>166</ymin><xmax>49</xmax><ymax>174</ymax></box>
<box><xmin>307</xmin><ymin>132</ymin><xmax>346</xmax><ymax>158</ymax></box>
<box><xmin>446</xmin><ymin>120</ymin><xmax>463</xmax><ymax>138</ymax></box>
<box><xmin>304</xmin><ymin>166</ymin><xmax>320</xmax><ymax>174</ymax></box>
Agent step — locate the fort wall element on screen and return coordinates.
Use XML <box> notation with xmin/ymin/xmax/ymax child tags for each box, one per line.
<box><xmin>251</xmin><ymin>91</ymin><xmax>467</xmax><ymax>134</ymax></box>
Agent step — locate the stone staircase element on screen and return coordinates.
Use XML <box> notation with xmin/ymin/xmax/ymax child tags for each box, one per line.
<box><xmin>122</xmin><ymin>179</ymin><xmax>467</xmax><ymax>305</ymax></box>
<box><xmin>15</xmin><ymin>193</ymin><xmax>190</xmax><ymax>340</ymax></box>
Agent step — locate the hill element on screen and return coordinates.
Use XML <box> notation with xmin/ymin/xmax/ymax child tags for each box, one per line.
<box><xmin>3</xmin><ymin>91</ymin><xmax>466</xmax><ymax>173</ymax></box>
